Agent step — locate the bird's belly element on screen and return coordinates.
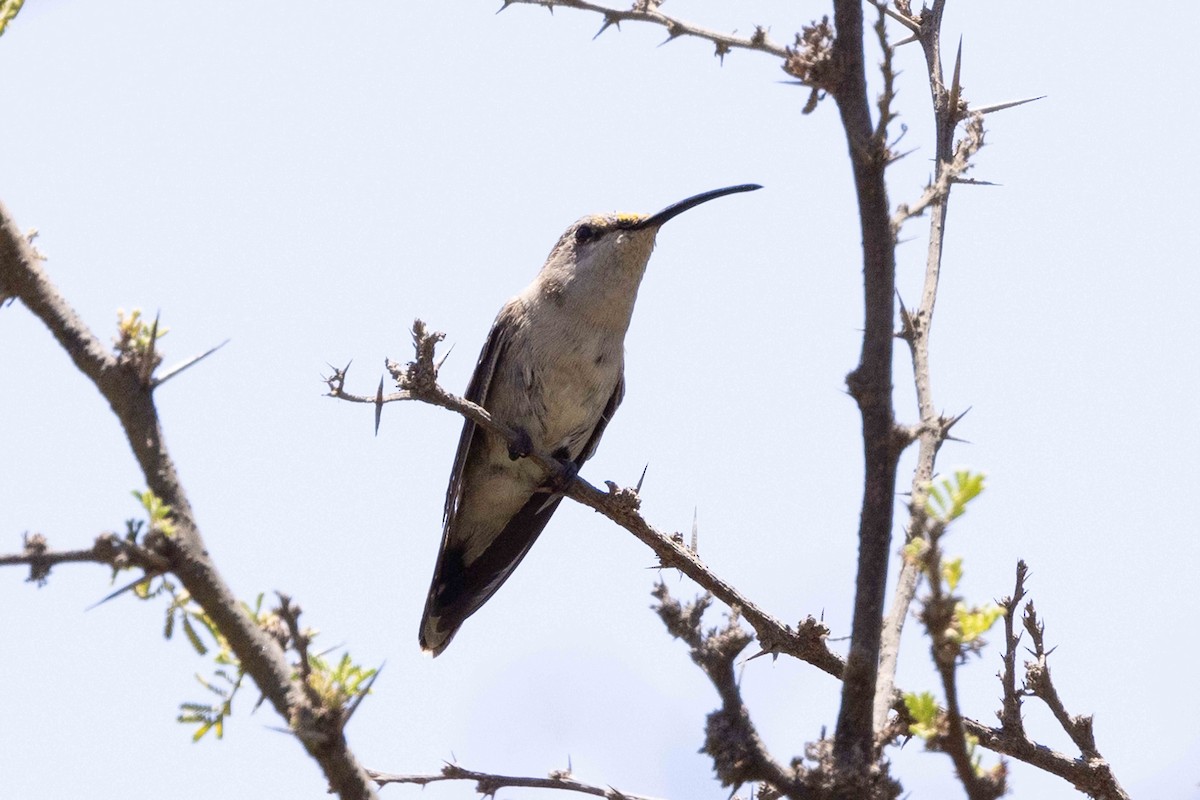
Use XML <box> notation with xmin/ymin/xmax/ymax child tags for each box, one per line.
<box><xmin>489</xmin><ymin>335</ymin><xmax>621</xmax><ymax>460</ymax></box>
<box><xmin>534</xmin><ymin>353</ymin><xmax>619</xmax><ymax>456</ymax></box>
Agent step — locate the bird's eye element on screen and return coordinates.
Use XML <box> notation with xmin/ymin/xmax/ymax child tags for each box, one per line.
<box><xmin>575</xmin><ymin>224</ymin><xmax>595</xmax><ymax>244</ymax></box>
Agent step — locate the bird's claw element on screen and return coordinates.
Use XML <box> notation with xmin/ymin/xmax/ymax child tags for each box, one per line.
<box><xmin>507</xmin><ymin>428</ymin><xmax>534</xmax><ymax>461</ymax></box>
<box><xmin>547</xmin><ymin>458</ymin><xmax>579</xmax><ymax>493</ymax></box>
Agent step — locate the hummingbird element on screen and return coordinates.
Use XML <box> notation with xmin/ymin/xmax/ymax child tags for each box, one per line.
<box><xmin>419</xmin><ymin>183</ymin><xmax>761</xmax><ymax>655</ymax></box>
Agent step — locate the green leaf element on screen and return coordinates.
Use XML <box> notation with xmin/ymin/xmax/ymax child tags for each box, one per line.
<box><xmin>191</xmin><ymin>719</ymin><xmax>215</xmax><ymax>742</ymax></box>
<box><xmin>924</xmin><ymin>470</ymin><xmax>987</xmax><ymax>523</ymax></box>
<box><xmin>955</xmin><ymin>602</ymin><xmax>1006</xmax><ymax>643</ymax></box>
<box><xmin>0</xmin><ymin>0</ymin><xmax>25</xmax><ymax>37</ymax></box>
<box><xmin>903</xmin><ymin>538</ymin><xmax>928</xmax><ymax>564</ymax></box>
<box><xmin>181</xmin><ymin>616</ymin><xmax>209</xmax><ymax>656</ymax></box>
<box><xmin>192</xmin><ymin>607</ymin><xmax>222</xmax><ymax>642</ymax></box>
<box><xmin>903</xmin><ymin>691</ymin><xmax>939</xmax><ymax>741</ymax></box>
<box><xmin>942</xmin><ymin>557</ymin><xmax>963</xmax><ymax>591</ymax></box>
<box><xmin>131</xmin><ymin>488</ymin><xmax>177</xmax><ymax>537</ymax></box>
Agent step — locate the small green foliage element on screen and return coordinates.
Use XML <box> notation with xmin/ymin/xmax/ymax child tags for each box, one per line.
<box><xmin>903</xmin><ymin>537</ymin><xmax>928</xmax><ymax>564</ymax></box>
<box><xmin>115</xmin><ymin>308</ymin><xmax>168</xmax><ymax>353</ymax></box>
<box><xmin>132</xmin><ymin>577</ymin><xmax>157</xmax><ymax>599</ymax></box>
<box><xmin>925</xmin><ymin>470</ymin><xmax>986</xmax><ymax>524</ymax></box>
<box><xmin>304</xmin><ymin>652</ymin><xmax>377</xmax><ymax>711</ymax></box>
<box><xmin>171</xmin><ymin>595</ymin><xmax>250</xmax><ymax>741</ymax></box>
<box><xmin>904</xmin><ymin>694</ymin><xmax>1002</xmax><ymax>781</ymax></box>
<box><xmin>0</xmin><ymin>0</ymin><xmax>24</xmax><ymax>36</ymax></box>
<box><xmin>952</xmin><ymin>602</ymin><xmax>1006</xmax><ymax>645</ymax></box>
<box><xmin>941</xmin><ymin>557</ymin><xmax>963</xmax><ymax>591</ymax></box>
<box><xmin>965</xmin><ymin>733</ymin><xmax>983</xmax><ymax>776</ymax></box>
<box><xmin>904</xmin><ymin>691</ymin><xmax>940</xmax><ymax>740</ymax></box>
<box><xmin>178</xmin><ymin>668</ymin><xmax>236</xmax><ymax>743</ymax></box>
<box><xmin>132</xmin><ymin>489</ymin><xmax>176</xmax><ymax>537</ymax></box>
<box><xmin>114</xmin><ymin>309</ymin><xmax>167</xmax><ymax>380</ymax></box>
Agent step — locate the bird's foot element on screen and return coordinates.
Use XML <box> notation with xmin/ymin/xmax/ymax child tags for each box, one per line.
<box><xmin>507</xmin><ymin>428</ymin><xmax>534</xmax><ymax>461</ymax></box>
<box><xmin>546</xmin><ymin>455</ymin><xmax>579</xmax><ymax>493</ymax></box>
<box><xmin>532</xmin><ymin>454</ymin><xmax>578</xmax><ymax>513</ymax></box>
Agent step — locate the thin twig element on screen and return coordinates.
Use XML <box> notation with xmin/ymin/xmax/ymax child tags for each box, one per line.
<box><xmin>653</xmin><ymin>584</ymin><xmax>805</xmax><ymax>797</ymax></box>
<box><xmin>498</xmin><ymin>0</ymin><xmax>789</xmax><ymax>61</ymax></box>
<box><xmin>0</xmin><ymin>531</ymin><xmax>170</xmax><ymax>584</ymax></box>
<box><xmin>875</xmin><ymin>0</ymin><xmax>976</xmax><ymax>735</ymax></box>
<box><xmin>371</xmin><ymin>762</ymin><xmax>664</xmax><ymax>800</ymax></box>
<box><xmin>1022</xmin><ymin>603</ymin><xmax>1100</xmax><ymax>760</ymax></box>
<box><xmin>996</xmin><ymin>560</ymin><xmax>1029</xmax><ymax>734</ymax></box>
<box><xmin>962</xmin><ymin>592</ymin><xmax>1130</xmax><ymax>799</ymax></box>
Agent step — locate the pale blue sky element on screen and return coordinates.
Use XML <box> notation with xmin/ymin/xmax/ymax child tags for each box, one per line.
<box><xmin>2</xmin><ymin>2</ymin><xmax>1197</xmax><ymax>799</ymax></box>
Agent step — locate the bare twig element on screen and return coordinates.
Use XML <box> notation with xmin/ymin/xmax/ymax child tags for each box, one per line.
<box><xmin>875</xmin><ymin>0</ymin><xmax>984</xmax><ymax>735</ymax></box>
<box><xmin>0</xmin><ymin>531</ymin><xmax>171</xmax><ymax>585</ymax></box>
<box><xmin>497</xmin><ymin>0</ymin><xmax>789</xmax><ymax>62</ymax></box>
<box><xmin>1022</xmin><ymin>603</ymin><xmax>1100</xmax><ymax>759</ymax></box>
<box><xmin>870</xmin><ymin>1</ymin><xmax>898</xmax><ymax>148</ymax></box>
<box><xmin>966</xmin><ymin>719</ymin><xmax>1129</xmax><ymax>800</ymax></box>
<box><xmin>653</xmin><ymin>584</ymin><xmax>809</xmax><ymax>797</ymax></box>
<box><xmin>961</xmin><ymin>578</ymin><xmax>1130</xmax><ymax>799</ymax></box>
<box><xmin>371</xmin><ymin>762</ymin><xmax>664</xmax><ymax>800</ymax></box>
<box><xmin>891</xmin><ymin>112</ymin><xmax>985</xmax><ymax>229</ymax></box>
<box><xmin>276</xmin><ymin>593</ymin><xmax>315</xmax><ymax>689</ymax></box>
<box><xmin>996</xmin><ymin>560</ymin><xmax>1029</xmax><ymax>734</ymax></box>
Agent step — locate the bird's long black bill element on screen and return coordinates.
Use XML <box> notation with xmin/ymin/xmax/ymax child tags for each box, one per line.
<box><xmin>634</xmin><ymin>183</ymin><xmax>762</xmax><ymax>229</ymax></box>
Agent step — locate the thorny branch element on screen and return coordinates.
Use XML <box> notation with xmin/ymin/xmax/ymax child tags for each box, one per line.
<box><xmin>891</xmin><ymin>112</ymin><xmax>986</xmax><ymax>229</ymax></box>
<box><xmin>0</xmin><ymin>531</ymin><xmax>171</xmax><ymax>585</ymax></box>
<box><xmin>997</xmin><ymin>561</ymin><xmax>1029</xmax><ymax>734</ymax></box>
<box><xmin>499</xmin><ymin>0</ymin><xmax>844</xmax><ymax>116</ymax></box>
<box><xmin>653</xmin><ymin>584</ymin><xmax>811</xmax><ymax>798</ymax></box>
<box><xmin>826</xmin><ymin>0</ymin><xmax>902</xmax><ymax>779</ymax></box>
<box><xmin>498</xmin><ymin>0</ymin><xmax>789</xmax><ymax>63</ymax></box>
<box><xmin>371</xmin><ymin>763</ymin><xmax>662</xmax><ymax>800</ymax></box>
<box><xmin>871</xmin><ymin>0</ymin><xmax>1043</xmax><ymax>763</ymax></box>
<box><xmin>0</xmin><ymin>200</ymin><xmax>378</xmax><ymax>800</ymax></box>
<box><xmin>875</xmin><ymin>0</ymin><xmax>977</xmax><ymax>735</ymax></box>
<box><xmin>977</xmin><ymin>562</ymin><xmax>1129</xmax><ymax>799</ymax></box>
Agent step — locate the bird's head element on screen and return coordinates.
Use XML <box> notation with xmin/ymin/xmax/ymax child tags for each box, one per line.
<box><xmin>538</xmin><ymin>184</ymin><xmax>763</xmax><ymax>297</ymax></box>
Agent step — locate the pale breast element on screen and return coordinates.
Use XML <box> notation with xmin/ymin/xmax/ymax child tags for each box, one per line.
<box><xmin>501</xmin><ymin>310</ymin><xmax>624</xmax><ymax>460</ymax></box>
